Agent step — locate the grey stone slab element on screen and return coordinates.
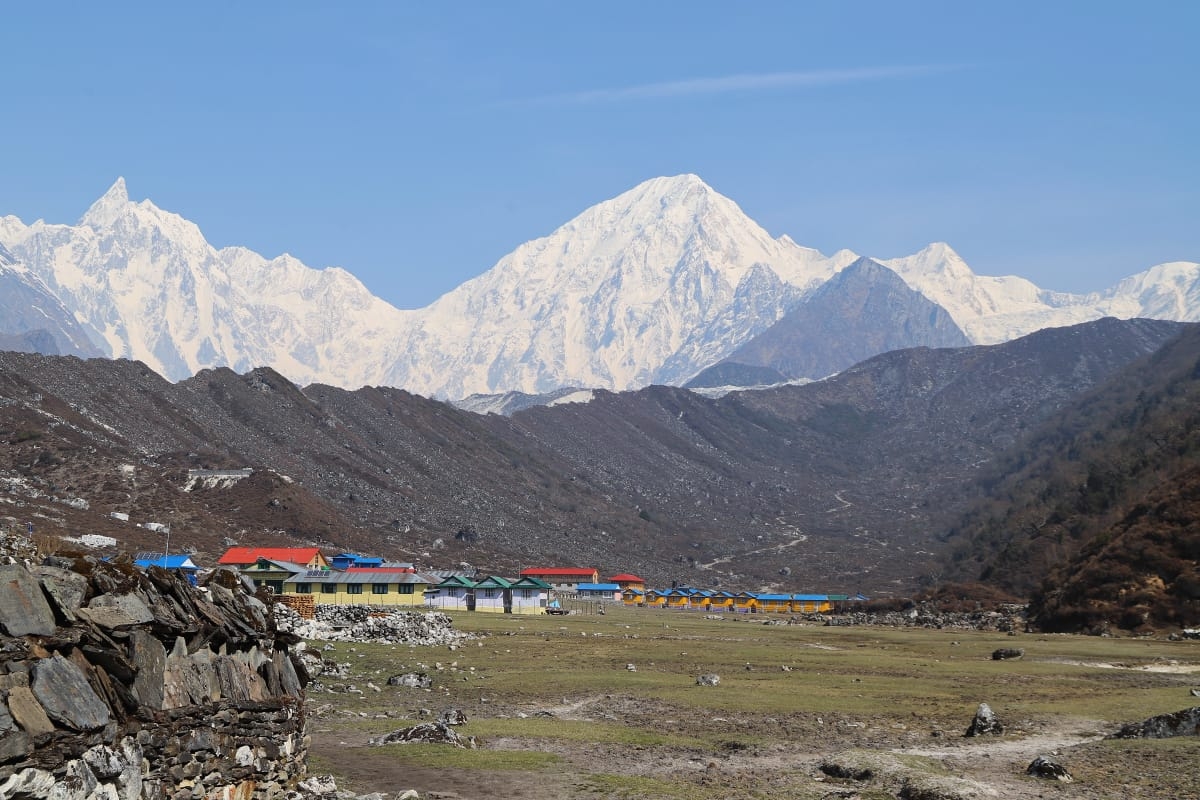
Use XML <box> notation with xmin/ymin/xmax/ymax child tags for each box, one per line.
<box><xmin>36</xmin><ymin>565</ymin><xmax>88</xmax><ymax>623</ymax></box>
<box><xmin>0</xmin><ymin>729</ymin><xmax>31</xmax><ymax>764</ymax></box>
<box><xmin>83</xmin><ymin>593</ymin><xmax>155</xmax><ymax>628</ymax></box>
<box><xmin>0</xmin><ymin>564</ymin><xmax>57</xmax><ymax>637</ymax></box>
<box><xmin>30</xmin><ymin>653</ymin><xmax>111</xmax><ymax>732</ymax></box>
<box><xmin>6</xmin><ymin>686</ymin><xmax>55</xmax><ymax>738</ymax></box>
<box><xmin>129</xmin><ymin>630</ymin><xmax>166</xmax><ymax>710</ymax></box>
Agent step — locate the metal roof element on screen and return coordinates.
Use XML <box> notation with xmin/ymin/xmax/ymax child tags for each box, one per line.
<box><xmin>288</xmin><ymin>572</ymin><xmax>430</xmax><ymax>585</ymax></box>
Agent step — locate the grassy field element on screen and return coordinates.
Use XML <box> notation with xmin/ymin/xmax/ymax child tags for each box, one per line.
<box><xmin>304</xmin><ymin>606</ymin><xmax>1200</xmax><ymax>799</ymax></box>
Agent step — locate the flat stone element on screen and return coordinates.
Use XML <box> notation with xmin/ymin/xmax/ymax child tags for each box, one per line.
<box><xmin>36</xmin><ymin>565</ymin><xmax>88</xmax><ymax>623</ymax></box>
<box><xmin>5</xmin><ymin>686</ymin><xmax>56</xmax><ymax>738</ymax></box>
<box><xmin>80</xmin><ymin>593</ymin><xmax>155</xmax><ymax>628</ymax></box>
<box><xmin>0</xmin><ymin>564</ymin><xmax>57</xmax><ymax>637</ymax></box>
<box><xmin>130</xmin><ymin>630</ymin><xmax>167</xmax><ymax>710</ymax></box>
<box><xmin>0</xmin><ymin>729</ymin><xmax>32</xmax><ymax>765</ymax></box>
<box><xmin>31</xmin><ymin>653</ymin><xmax>111</xmax><ymax>732</ymax></box>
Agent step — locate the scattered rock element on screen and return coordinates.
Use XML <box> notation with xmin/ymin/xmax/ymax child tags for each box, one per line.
<box><xmin>370</xmin><ymin>722</ymin><xmax>476</xmax><ymax>749</ymax></box>
<box><xmin>388</xmin><ymin>672</ymin><xmax>433</xmax><ymax>690</ymax></box>
<box><xmin>275</xmin><ymin>604</ymin><xmax>473</xmax><ymax>646</ymax></box>
<box><xmin>697</xmin><ymin>673</ymin><xmax>721</xmax><ymax>686</ymax></box>
<box><xmin>1026</xmin><ymin>755</ymin><xmax>1073</xmax><ymax>782</ymax></box>
<box><xmin>964</xmin><ymin>702</ymin><xmax>1004</xmax><ymax>737</ymax></box>
<box><xmin>439</xmin><ymin>708</ymin><xmax>468</xmax><ymax>726</ymax></box>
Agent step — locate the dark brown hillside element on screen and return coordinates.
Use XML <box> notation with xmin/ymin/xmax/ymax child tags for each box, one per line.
<box><xmin>0</xmin><ymin>317</ymin><xmax>1187</xmax><ymax>595</ymax></box>
<box><xmin>1029</xmin><ymin>465</ymin><xmax>1200</xmax><ymax>632</ymax></box>
<box><xmin>941</xmin><ymin>323</ymin><xmax>1200</xmax><ymax>626</ymax></box>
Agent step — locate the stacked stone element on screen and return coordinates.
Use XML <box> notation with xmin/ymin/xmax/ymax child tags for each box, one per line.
<box><xmin>0</xmin><ymin>555</ymin><xmax>309</xmax><ymax>800</ymax></box>
<box><xmin>276</xmin><ymin>605</ymin><xmax>472</xmax><ymax>646</ymax></box>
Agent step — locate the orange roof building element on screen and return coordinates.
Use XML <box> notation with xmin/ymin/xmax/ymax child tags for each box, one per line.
<box><xmin>519</xmin><ymin>567</ymin><xmax>599</xmax><ymax>588</ymax></box>
<box><xmin>217</xmin><ymin>547</ymin><xmax>328</xmax><ymax>570</ymax></box>
<box><xmin>607</xmin><ymin>573</ymin><xmax>646</xmax><ymax>590</ymax></box>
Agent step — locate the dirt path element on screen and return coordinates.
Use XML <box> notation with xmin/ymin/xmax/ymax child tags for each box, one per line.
<box><xmin>696</xmin><ymin>516</ymin><xmax>808</xmax><ymax>571</ymax></box>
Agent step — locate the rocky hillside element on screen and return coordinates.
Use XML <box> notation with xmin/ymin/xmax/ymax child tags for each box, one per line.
<box><xmin>941</xmin><ymin>323</ymin><xmax>1200</xmax><ymax>630</ymax></box>
<box><xmin>0</xmin><ymin>318</ymin><xmax>1187</xmax><ymax>597</ymax></box>
<box><xmin>688</xmin><ymin>257</ymin><xmax>970</xmax><ymax>387</ymax></box>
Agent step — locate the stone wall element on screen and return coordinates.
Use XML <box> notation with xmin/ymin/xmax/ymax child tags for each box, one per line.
<box><xmin>0</xmin><ymin>554</ymin><xmax>308</xmax><ymax>800</ymax></box>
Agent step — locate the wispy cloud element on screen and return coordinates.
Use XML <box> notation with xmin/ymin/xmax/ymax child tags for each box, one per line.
<box><xmin>520</xmin><ymin>65</ymin><xmax>959</xmax><ymax>106</ymax></box>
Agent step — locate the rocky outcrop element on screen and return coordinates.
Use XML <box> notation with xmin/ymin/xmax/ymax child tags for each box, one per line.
<box><xmin>0</xmin><ymin>554</ymin><xmax>308</xmax><ymax>800</ymax></box>
<box><xmin>1109</xmin><ymin>706</ymin><xmax>1200</xmax><ymax>739</ymax></box>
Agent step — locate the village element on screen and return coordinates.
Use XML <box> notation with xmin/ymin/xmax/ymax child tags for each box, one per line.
<box><xmin>134</xmin><ymin>546</ymin><xmax>867</xmax><ymax>617</ymax></box>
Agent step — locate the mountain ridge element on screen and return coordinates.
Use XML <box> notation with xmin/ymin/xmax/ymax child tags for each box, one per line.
<box><xmin>1</xmin><ymin>176</ymin><xmax>1197</xmax><ymax>398</ymax></box>
<box><xmin>0</xmin><ymin>316</ymin><xmax>1184</xmax><ymax>600</ymax></box>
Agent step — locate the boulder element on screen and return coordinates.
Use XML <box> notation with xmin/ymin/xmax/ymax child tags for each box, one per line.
<box><xmin>1110</xmin><ymin>705</ymin><xmax>1200</xmax><ymax>739</ymax></box>
<box><xmin>964</xmin><ymin>702</ymin><xmax>1003</xmax><ymax>736</ymax></box>
<box><xmin>30</xmin><ymin>653</ymin><xmax>111</xmax><ymax>731</ymax></box>
<box><xmin>697</xmin><ymin>673</ymin><xmax>721</xmax><ymax>686</ymax></box>
<box><xmin>36</xmin><ymin>565</ymin><xmax>88</xmax><ymax>623</ymax></box>
<box><xmin>129</xmin><ymin>629</ymin><xmax>167</xmax><ymax>710</ymax></box>
<box><xmin>81</xmin><ymin>593</ymin><xmax>156</xmax><ymax>628</ymax></box>
<box><xmin>388</xmin><ymin>672</ymin><xmax>433</xmax><ymax>689</ymax></box>
<box><xmin>991</xmin><ymin>648</ymin><xmax>1024</xmax><ymax>661</ymax></box>
<box><xmin>438</xmin><ymin>708</ymin><xmax>467</xmax><ymax>726</ymax></box>
<box><xmin>1026</xmin><ymin>755</ymin><xmax>1073</xmax><ymax>782</ymax></box>
<box><xmin>0</xmin><ymin>564</ymin><xmax>57</xmax><ymax>636</ymax></box>
<box><xmin>370</xmin><ymin>721</ymin><xmax>476</xmax><ymax>749</ymax></box>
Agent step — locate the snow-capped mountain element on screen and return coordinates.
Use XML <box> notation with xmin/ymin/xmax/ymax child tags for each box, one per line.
<box><xmin>0</xmin><ymin>179</ymin><xmax>411</xmax><ymax>386</ymax></box>
<box><xmin>378</xmin><ymin>175</ymin><xmax>858</xmax><ymax>397</ymax></box>
<box><xmin>0</xmin><ymin>242</ymin><xmax>100</xmax><ymax>357</ymax></box>
<box><xmin>0</xmin><ymin>175</ymin><xmax>1196</xmax><ymax>399</ymax></box>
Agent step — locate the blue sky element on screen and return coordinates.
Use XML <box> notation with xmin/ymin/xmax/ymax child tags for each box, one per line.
<box><xmin>2</xmin><ymin>2</ymin><xmax>1196</xmax><ymax>308</ymax></box>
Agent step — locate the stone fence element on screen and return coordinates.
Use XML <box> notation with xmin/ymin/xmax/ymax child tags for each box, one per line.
<box><xmin>0</xmin><ymin>554</ymin><xmax>309</xmax><ymax>800</ymax></box>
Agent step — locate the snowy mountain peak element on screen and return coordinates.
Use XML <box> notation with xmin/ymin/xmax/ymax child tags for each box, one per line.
<box><xmin>2</xmin><ymin>175</ymin><xmax>1198</xmax><ymax>400</ymax></box>
<box><xmin>896</xmin><ymin>242</ymin><xmax>970</xmax><ymax>276</ymax></box>
<box><xmin>79</xmin><ymin>177</ymin><xmax>131</xmax><ymax>228</ymax></box>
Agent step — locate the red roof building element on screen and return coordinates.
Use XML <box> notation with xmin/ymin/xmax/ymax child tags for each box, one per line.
<box><xmin>217</xmin><ymin>547</ymin><xmax>328</xmax><ymax>570</ymax></box>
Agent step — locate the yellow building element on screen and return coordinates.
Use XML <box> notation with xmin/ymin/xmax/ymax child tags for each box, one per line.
<box><xmin>282</xmin><ymin>568</ymin><xmax>431</xmax><ymax>607</ymax></box>
<box><xmin>791</xmin><ymin>594</ymin><xmax>833</xmax><ymax>613</ymax></box>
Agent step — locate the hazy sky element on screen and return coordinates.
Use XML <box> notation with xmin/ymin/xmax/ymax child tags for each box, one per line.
<box><xmin>2</xmin><ymin>2</ymin><xmax>1196</xmax><ymax>308</ymax></box>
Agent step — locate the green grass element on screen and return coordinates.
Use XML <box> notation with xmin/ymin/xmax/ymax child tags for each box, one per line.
<box><xmin>306</xmin><ymin>605</ymin><xmax>1200</xmax><ymax>799</ymax></box>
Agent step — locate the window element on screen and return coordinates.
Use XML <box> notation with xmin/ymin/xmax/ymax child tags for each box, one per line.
<box><xmin>293</xmin><ymin>583</ymin><xmax>312</xmax><ymax>595</ymax></box>
<box><xmin>321</xmin><ymin>583</ymin><xmax>337</xmax><ymax>594</ymax></box>
<box><xmin>372</xmin><ymin>584</ymin><xmax>389</xmax><ymax>595</ymax></box>
<box><xmin>482</xmin><ymin>589</ymin><xmax>496</xmax><ymax>599</ymax></box>
<box><xmin>346</xmin><ymin>583</ymin><xmax>363</xmax><ymax>595</ymax></box>
<box><xmin>398</xmin><ymin>583</ymin><xmax>414</xmax><ymax>594</ymax></box>
<box><xmin>521</xmin><ymin>589</ymin><xmax>536</xmax><ymax>599</ymax></box>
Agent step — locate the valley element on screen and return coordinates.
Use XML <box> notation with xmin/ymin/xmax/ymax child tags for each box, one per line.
<box><xmin>304</xmin><ymin>605</ymin><xmax>1200</xmax><ymax>800</ymax></box>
